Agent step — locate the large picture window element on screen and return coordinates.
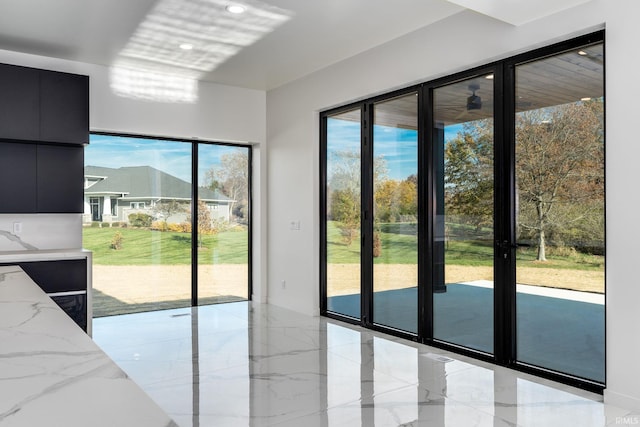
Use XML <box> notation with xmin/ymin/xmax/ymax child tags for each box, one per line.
<box><xmin>84</xmin><ymin>133</ymin><xmax>251</xmax><ymax>317</ymax></box>
<box><xmin>320</xmin><ymin>31</ymin><xmax>605</xmax><ymax>390</ymax></box>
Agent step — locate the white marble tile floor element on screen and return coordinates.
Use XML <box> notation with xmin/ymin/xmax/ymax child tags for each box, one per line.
<box><xmin>93</xmin><ymin>302</ymin><xmax>637</xmax><ymax>427</ymax></box>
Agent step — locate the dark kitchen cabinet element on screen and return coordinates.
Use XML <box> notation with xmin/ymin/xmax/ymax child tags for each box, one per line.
<box><xmin>40</xmin><ymin>70</ymin><xmax>89</xmax><ymax>145</ymax></box>
<box><xmin>0</xmin><ymin>143</ymin><xmax>37</xmax><ymax>212</ymax></box>
<box><xmin>0</xmin><ymin>64</ymin><xmax>40</xmax><ymax>141</ymax></box>
<box><xmin>37</xmin><ymin>144</ymin><xmax>84</xmax><ymax>213</ymax></box>
<box><xmin>0</xmin><ymin>142</ymin><xmax>82</xmax><ymax>213</ymax></box>
<box><xmin>0</xmin><ymin>63</ymin><xmax>88</xmax><ymax>145</ymax></box>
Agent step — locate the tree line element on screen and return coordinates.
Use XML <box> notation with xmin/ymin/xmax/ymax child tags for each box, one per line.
<box><xmin>328</xmin><ymin>99</ymin><xmax>604</xmax><ymax>262</ymax></box>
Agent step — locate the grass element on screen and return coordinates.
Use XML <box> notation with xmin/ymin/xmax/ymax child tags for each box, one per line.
<box><xmin>85</xmin><ymin>222</ymin><xmax>603</xmax><ymax>273</ymax></box>
<box><xmin>83</xmin><ymin>226</ymin><xmax>248</xmax><ymax>265</ymax></box>
<box><xmin>327</xmin><ymin>221</ymin><xmax>604</xmax><ymax>272</ymax></box>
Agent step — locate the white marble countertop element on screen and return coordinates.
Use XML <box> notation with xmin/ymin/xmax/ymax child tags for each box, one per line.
<box><xmin>0</xmin><ymin>248</ymin><xmax>92</xmax><ymax>263</ymax></box>
<box><xmin>0</xmin><ymin>265</ymin><xmax>177</xmax><ymax>426</ymax></box>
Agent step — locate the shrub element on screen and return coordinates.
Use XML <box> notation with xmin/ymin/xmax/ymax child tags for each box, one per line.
<box><xmin>548</xmin><ymin>245</ymin><xmax>578</xmax><ymax>258</ymax></box>
<box><xmin>111</xmin><ymin>222</ymin><xmax>122</xmax><ymax>228</ymax></box>
<box><xmin>101</xmin><ymin>222</ymin><xmax>110</xmax><ymax>228</ymax></box>
<box><xmin>128</xmin><ymin>213</ymin><xmax>153</xmax><ymax>228</ymax></box>
<box><xmin>110</xmin><ymin>231</ymin><xmax>124</xmax><ymax>250</ymax></box>
<box><xmin>167</xmin><ymin>222</ymin><xmax>190</xmax><ymax>233</ymax></box>
<box><xmin>91</xmin><ymin>221</ymin><xmax>101</xmax><ymax>228</ymax></box>
<box><xmin>151</xmin><ymin>221</ymin><xmax>169</xmax><ymax>231</ymax></box>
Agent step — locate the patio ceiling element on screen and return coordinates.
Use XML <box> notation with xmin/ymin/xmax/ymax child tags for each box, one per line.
<box><xmin>331</xmin><ymin>43</ymin><xmax>603</xmax><ymax>129</ymax></box>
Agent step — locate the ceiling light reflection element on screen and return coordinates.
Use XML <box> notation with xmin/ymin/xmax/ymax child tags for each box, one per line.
<box><xmin>110</xmin><ymin>0</ymin><xmax>293</xmax><ymax>103</ymax></box>
<box><xmin>226</xmin><ymin>4</ymin><xmax>246</xmax><ymax>14</ymax></box>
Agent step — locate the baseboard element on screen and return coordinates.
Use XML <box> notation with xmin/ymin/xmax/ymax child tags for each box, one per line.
<box><xmin>604</xmin><ymin>389</ymin><xmax>640</xmax><ymax>411</ymax></box>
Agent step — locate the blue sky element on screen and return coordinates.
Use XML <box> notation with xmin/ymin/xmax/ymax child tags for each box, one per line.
<box><xmin>86</xmin><ymin>134</ymin><xmax>244</xmax><ymax>183</ymax></box>
<box><xmin>326</xmin><ymin>118</ymin><xmax>463</xmax><ymax>181</ymax></box>
<box><xmin>88</xmin><ymin>122</ymin><xmax>465</xmax><ymax>184</ymax></box>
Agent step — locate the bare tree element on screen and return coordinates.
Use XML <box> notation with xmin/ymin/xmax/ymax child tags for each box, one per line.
<box><xmin>153</xmin><ymin>200</ymin><xmax>188</xmax><ymax>226</ymax></box>
<box><xmin>205</xmin><ymin>150</ymin><xmax>249</xmax><ymax>223</ymax></box>
<box><xmin>187</xmin><ymin>199</ymin><xmax>214</xmax><ymax>248</ymax></box>
<box><xmin>516</xmin><ymin>100</ymin><xmax>604</xmax><ymax>261</ymax></box>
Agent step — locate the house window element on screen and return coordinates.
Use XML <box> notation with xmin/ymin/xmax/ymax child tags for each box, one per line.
<box><xmin>130</xmin><ymin>202</ymin><xmax>145</xmax><ymax>209</ymax></box>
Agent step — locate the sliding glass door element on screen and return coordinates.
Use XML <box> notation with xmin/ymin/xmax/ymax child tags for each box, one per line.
<box><xmin>197</xmin><ymin>144</ymin><xmax>251</xmax><ymax>305</ymax></box>
<box><xmin>84</xmin><ymin>134</ymin><xmax>252</xmax><ymax>317</ymax></box>
<box><xmin>321</xmin><ymin>31</ymin><xmax>605</xmax><ymax>388</ymax></box>
<box><xmin>324</xmin><ymin>109</ymin><xmax>362</xmax><ymax>319</ymax></box>
<box><xmin>84</xmin><ymin>135</ymin><xmax>193</xmax><ymax>316</ymax></box>
<box><xmin>372</xmin><ymin>93</ymin><xmax>418</xmax><ymax>333</ymax></box>
<box><xmin>513</xmin><ymin>43</ymin><xmax>605</xmax><ymax>382</ymax></box>
<box><xmin>432</xmin><ymin>74</ymin><xmax>494</xmax><ymax>353</ymax></box>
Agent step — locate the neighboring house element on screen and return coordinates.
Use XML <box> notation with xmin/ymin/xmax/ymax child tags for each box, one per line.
<box><xmin>84</xmin><ymin>165</ymin><xmax>233</xmax><ymax>224</ymax></box>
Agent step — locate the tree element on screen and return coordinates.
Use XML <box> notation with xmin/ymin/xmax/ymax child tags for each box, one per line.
<box><xmin>443</xmin><ymin>100</ymin><xmax>604</xmax><ymax>261</ymax></box>
<box><xmin>205</xmin><ymin>150</ymin><xmax>249</xmax><ymax>223</ymax></box>
<box><xmin>444</xmin><ymin>119</ymin><xmax>493</xmax><ymax>232</ymax></box>
<box><xmin>153</xmin><ymin>200</ymin><xmax>188</xmax><ymax>225</ymax></box>
<box><xmin>327</xmin><ymin>149</ymin><xmax>388</xmax><ymax>245</ymax></box>
<box><xmin>330</xmin><ymin>189</ymin><xmax>359</xmax><ymax>245</ymax></box>
<box><xmin>374</xmin><ymin>178</ymin><xmax>417</xmax><ymax>223</ymax></box>
<box><xmin>187</xmin><ymin>199</ymin><xmax>216</xmax><ymax>248</ymax></box>
<box><xmin>516</xmin><ymin>100</ymin><xmax>604</xmax><ymax>261</ymax></box>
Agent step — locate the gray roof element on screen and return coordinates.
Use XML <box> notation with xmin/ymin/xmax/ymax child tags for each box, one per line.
<box><xmin>85</xmin><ymin>166</ymin><xmax>231</xmax><ymax>202</ymax></box>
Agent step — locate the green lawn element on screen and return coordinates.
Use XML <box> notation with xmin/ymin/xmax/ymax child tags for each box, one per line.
<box><xmin>327</xmin><ymin>221</ymin><xmax>603</xmax><ymax>272</ymax></box>
<box><xmin>83</xmin><ymin>226</ymin><xmax>248</xmax><ymax>265</ymax></box>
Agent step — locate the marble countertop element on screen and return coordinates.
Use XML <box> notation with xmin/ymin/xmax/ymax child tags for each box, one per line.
<box><xmin>0</xmin><ymin>265</ymin><xmax>177</xmax><ymax>426</ymax></box>
<box><xmin>0</xmin><ymin>248</ymin><xmax>92</xmax><ymax>263</ymax></box>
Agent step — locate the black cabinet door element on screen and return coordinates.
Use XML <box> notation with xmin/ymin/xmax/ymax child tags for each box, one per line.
<box><xmin>39</xmin><ymin>70</ymin><xmax>89</xmax><ymax>145</ymax></box>
<box><xmin>37</xmin><ymin>144</ymin><xmax>84</xmax><ymax>213</ymax></box>
<box><xmin>0</xmin><ymin>64</ymin><xmax>39</xmax><ymax>141</ymax></box>
<box><xmin>0</xmin><ymin>142</ymin><xmax>37</xmax><ymax>212</ymax></box>
<box><xmin>18</xmin><ymin>259</ymin><xmax>87</xmax><ymax>293</ymax></box>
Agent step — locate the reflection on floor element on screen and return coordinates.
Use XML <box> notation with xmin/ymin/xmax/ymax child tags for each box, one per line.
<box><xmin>93</xmin><ymin>302</ymin><xmax>627</xmax><ymax>427</ymax></box>
<box><xmin>329</xmin><ymin>282</ymin><xmax>604</xmax><ymax>382</ymax></box>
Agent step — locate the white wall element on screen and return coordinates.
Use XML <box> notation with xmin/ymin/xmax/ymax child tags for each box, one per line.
<box><xmin>266</xmin><ymin>0</ymin><xmax>640</xmax><ymax>410</ymax></box>
<box><xmin>0</xmin><ymin>49</ymin><xmax>268</xmax><ymax>301</ymax></box>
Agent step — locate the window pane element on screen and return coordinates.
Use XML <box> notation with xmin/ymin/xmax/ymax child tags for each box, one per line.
<box><xmin>515</xmin><ymin>43</ymin><xmax>605</xmax><ymax>382</ymax></box>
<box><xmin>84</xmin><ymin>134</ymin><xmax>192</xmax><ymax>316</ymax></box>
<box><xmin>372</xmin><ymin>93</ymin><xmax>418</xmax><ymax>333</ymax></box>
<box><xmin>197</xmin><ymin>144</ymin><xmax>250</xmax><ymax>304</ymax></box>
<box><xmin>326</xmin><ymin>109</ymin><xmax>361</xmax><ymax>319</ymax></box>
<box><xmin>433</xmin><ymin>74</ymin><xmax>495</xmax><ymax>353</ymax></box>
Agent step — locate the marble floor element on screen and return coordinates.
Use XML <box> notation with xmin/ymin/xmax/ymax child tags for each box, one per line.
<box><xmin>93</xmin><ymin>302</ymin><xmax>636</xmax><ymax>427</ymax></box>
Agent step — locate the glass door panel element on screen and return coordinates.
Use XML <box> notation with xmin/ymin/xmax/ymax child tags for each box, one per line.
<box><xmin>326</xmin><ymin>109</ymin><xmax>362</xmax><ymax>318</ymax></box>
<box><xmin>372</xmin><ymin>93</ymin><xmax>418</xmax><ymax>333</ymax></box>
<box><xmin>198</xmin><ymin>144</ymin><xmax>250</xmax><ymax>305</ymax></box>
<box><xmin>432</xmin><ymin>74</ymin><xmax>495</xmax><ymax>353</ymax></box>
<box><xmin>514</xmin><ymin>44</ymin><xmax>605</xmax><ymax>382</ymax></box>
<box><xmin>84</xmin><ymin>134</ymin><xmax>192</xmax><ymax>316</ymax></box>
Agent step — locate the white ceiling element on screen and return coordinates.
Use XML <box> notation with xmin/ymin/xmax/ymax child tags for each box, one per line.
<box><xmin>0</xmin><ymin>0</ymin><xmax>591</xmax><ymax>91</ymax></box>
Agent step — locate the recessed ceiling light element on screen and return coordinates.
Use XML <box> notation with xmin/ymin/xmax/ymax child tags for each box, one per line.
<box><xmin>485</xmin><ymin>74</ymin><xmax>494</xmax><ymax>80</ymax></box>
<box><xmin>179</xmin><ymin>43</ymin><xmax>193</xmax><ymax>50</ymax></box>
<box><xmin>581</xmin><ymin>97</ymin><xmax>592</xmax><ymax>101</ymax></box>
<box><xmin>578</xmin><ymin>50</ymin><xmax>588</xmax><ymax>56</ymax></box>
<box><xmin>226</xmin><ymin>4</ymin><xmax>246</xmax><ymax>14</ymax></box>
